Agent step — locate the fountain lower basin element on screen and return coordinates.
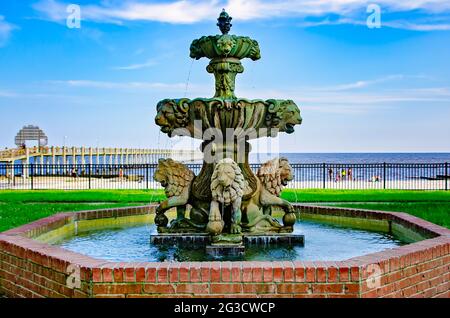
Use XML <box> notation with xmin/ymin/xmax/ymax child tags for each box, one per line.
<box><xmin>0</xmin><ymin>204</ymin><xmax>449</xmax><ymax>298</ymax></box>
<box><xmin>52</xmin><ymin>214</ymin><xmax>401</xmax><ymax>262</ymax></box>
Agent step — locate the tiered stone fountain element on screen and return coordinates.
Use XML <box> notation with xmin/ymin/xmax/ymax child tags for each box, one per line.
<box><xmin>152</xmin><ymin>10</ymin><xmax>303</xmax><ymax>255</ymax></box>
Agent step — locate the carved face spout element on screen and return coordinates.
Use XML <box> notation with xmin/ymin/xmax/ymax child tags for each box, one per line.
<box><xmin>266</xmin><ymin>100</ymin><xmax>302</xmax><ymax>135</ymax></box>
<box><xmin>155</xmin><ymin>102</ymin><xmax>175</xmax><ymax>135</ymax></box>
<box><xmin>285</xmin><ymin>103</ymin><xmax>302</xmax><ymax>134</ymax></box>
<box><xmin>155</xmin><ymin>99</ymin><xmax>190</xmax><ymax>137</ymax></box>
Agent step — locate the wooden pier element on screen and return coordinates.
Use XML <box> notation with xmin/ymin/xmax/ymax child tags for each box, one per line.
<box><xmin>0</xmin><ymin>146</ymin><xmax>202</xmax><ymax>165</ymax></box>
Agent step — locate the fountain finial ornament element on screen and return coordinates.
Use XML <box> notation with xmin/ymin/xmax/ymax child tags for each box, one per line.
<box><xmin>217</xmin><ymin>9</ymin><xmax>232</xmax><ymax>34</ymax></box>
<box><xmin>154</xmin><ymin>10</ymin><xmax>303</xmax><ymax>251</ymax></box>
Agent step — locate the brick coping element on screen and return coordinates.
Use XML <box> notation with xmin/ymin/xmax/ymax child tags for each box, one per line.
<box><xmin>0</xmin><ymin>204</ymin><xmax>449</xmax><ymax>298</ymax></box>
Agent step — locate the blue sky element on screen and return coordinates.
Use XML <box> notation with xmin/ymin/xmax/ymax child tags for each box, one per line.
<box><xmin>0</xmin><ymin>0</ymin><xmax>450</xmax><ymax>152</ymax></box>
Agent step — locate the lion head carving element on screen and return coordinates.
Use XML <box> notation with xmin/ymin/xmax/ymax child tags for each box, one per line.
<box><xmin>217</xmin><ymin>35</ymin><xmax>236</xmax><ymax>56</ymax></box>
<box><xmin>155</xmin><ymin>99</ymin><xmax>190</xmax><ymax>137</ymax></box>
<box><xmin>154</xmin><ymin>158</ymin><xmax>195</xmax><ymax>197</ymax></box>
<box><xmin>211</xmin><ymin>158</ymin><xmax>246</xmax><ymax>205</ymax></box>
<box><xmin>257</xmin><ymin>157</ymin><xmax>294</xmax><ymax>197</ymax></box>
<box><xmin>265</xmin><ymin>99</ymin><xmax>302</xmax><ymax>134</ymax></box>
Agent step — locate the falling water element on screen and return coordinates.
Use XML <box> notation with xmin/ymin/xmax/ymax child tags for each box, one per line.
<box><xmin>184</xmin><ymin>58</ymin><xmax>195</xmax><ymax>98</ymax></box>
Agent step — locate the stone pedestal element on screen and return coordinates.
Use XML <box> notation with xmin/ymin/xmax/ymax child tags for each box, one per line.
<box><xmin>150</xmin><ymin>233</ymin><xmax>305</xmax><ymax>257</ymax></box>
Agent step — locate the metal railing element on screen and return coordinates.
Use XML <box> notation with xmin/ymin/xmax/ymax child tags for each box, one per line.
<box><xmin>0</xmin><ymin>163</ymin><xmax>448</xmax><ymax>191</ymax></box>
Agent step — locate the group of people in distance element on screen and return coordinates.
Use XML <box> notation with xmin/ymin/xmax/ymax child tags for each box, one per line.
<box><xmin>328</xmin><ymin>167</ymin><xmax>353</xmax><ymax>182</ymax></box>
<box><xmin>328</xmin><ymin>167</ymin><xmax>381</xmax><ymax>183</ymax></box>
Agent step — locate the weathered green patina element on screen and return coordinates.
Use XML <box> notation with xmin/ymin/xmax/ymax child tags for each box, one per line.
<box><xmin>153</xmin><ymin>11</ymin><xmax>303</xmax><ymax>241</ymax></box>
<box><xmin>190</xmin><ymin>9</ymin><xmax>260</xmax><ymax>99</ymax></box>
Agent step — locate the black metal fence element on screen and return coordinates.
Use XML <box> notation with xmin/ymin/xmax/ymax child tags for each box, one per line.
<box><xmin>0</xmin><ymin>163</ymin><xmax>448</xmax><ymax>191</ymax></box>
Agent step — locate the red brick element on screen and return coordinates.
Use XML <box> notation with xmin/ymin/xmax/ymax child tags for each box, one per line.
<box><xmin>402</xmin><ymin>285</ymin><xmax>418</xmax><ymax>297</ymax></box>
<box><xmin>176</xmin><ymin>283</ymin><xmax>209</xmax><ymax>295</ymax></box>
<box><xmin>210</xmin><ymin>263</ymin><xmax>221</xmax><ymax>282</ymax></box>
<box><xmin>379</xmin><ymin>283</ymin><xmax>395</xmax><ymax>296</ymax></box>
<box><xmin>390</xmin><ymin>257</ymin><xmax>401</xmax><ymax>271</ymax></box>
<box><xmin>93</xmin><ymin>283</ymin><xmax>141</xmax><ymax>295</ymax></box>
<box><xmin>242</xmin><ymin>264</ymin><xmax>253</xmax><ymax>282</ymax></box>
<box><xmin>220</xmin><ymin>262</ymin><xmax>231</xmax><ymax>283</ymax></box>
<box><xmin>263</xmin><ymin>264</ymin><xmax>273</xmax><ymax>282</ymax></box>
<box><xmin>92</xmin><ymin>268</ymin><xmax>102</xmax><ymax>283</ymax></box>
<box><xmin>294</xmin><ymin>266</ymin><xmax>305</xmax><ymax>282</ymax></box>
<box><xmin>243</xmin><ymin>283</ymin><xmax>276</xmax><ymax>294</ymax></box>
<box><xmin>351</xmin><ymin>266</ymin><xmax>360</xmax><ymax>281</ymax></box>
<box><xmin>273</xmin><ymin>262</ymin><xmax>284</xmax><ymax>282</ymax></box>
<box><xmin>305</xmin><ymin>267</ymin><xmax>315</xmax><ymax>282</ymax></box>
<box><xmin>135</xmin><ymin>268</ymin><xmax>146</xmax><ymax>282</ymax></box>
<box><xmin>386</xmin><ymin>270</ymin><xmax>403</xmax><ymax>284</ymax></box>
<box><xmin>312</xmin><ymin>284</ymin><xmax>344</xmax><ymax>294</ymax></box>
<box><xmin>316</xmin><ymin>268</ymin><xmax>328</xmax><ymax>283</ymax></box>
<box><xmin>169</xmin><ymin>264</ymin><xmax>179</xmax><ymax>282</ymax></box>
<box><xmin>252</xmin><ymin>265</ymin><xmax>263</xmax><ymax>282</ymax></box>
<box><xmin>283</xmin><ymin>262</ymin><xmax>294</xmax><ymax>282</ymax></box>
<box><xmin>157</xmin><ymin>263</ymin><xmax>169</xmax><ymax>283</ymax></box>
<box><xmin>124</xmin><ymin>268</ymin><xmax>135</xmax><ymax>282</ymax></box>
<box><xmin>231</xmin><ymin>263</ymin><xmax>241</xmax><ymax>282</ymax></box>
<box><xmin>344</xmin><ymin>283</ymin><xmax>360</xmax><ymax>294</ymax></box>
<box><xmin>179</xmin><ymin>266</ymin><xmax>189</xmax><ymax>283</ymax></box>
<box><xmin>145</xmin><ymin>267</ymin><xmax>156</xmax><ymax>283</ymax></box>
<box><xmin>210</xmin><ymin>283</ymin><xmax>242</xmax><ymax>294</ymax></box>
<box><xmin>277</xmin><ymin>283</ymin><xmax>309</xmax><ymax>294</ymax></box>
<box><xmin>113</xmin><ymin>267</ymin><xmax>124</xmax><ymax>283</ymax></box>
<box><xmin>328</xmin><ymin>266</ymin><xmax>338</xmax><ymax>283</ymax></box>
<box><xmin>102</xmin><ymin>268</ymin><xmax>113</xmax><ymax>283</ymax></box>
<box><xmin>200</xmin><ymin>264</ymin><xmax>210</xmax><ymax>282</ymax></box>
<box><xmin>143</xmin><ymin>284</ymin><xmax>175</xmax><ymax>294</ymax></box>
<box><xmin>189</xmin><ymin>263</ymin><xmax>201</xmax><ymax>283</ymax></box>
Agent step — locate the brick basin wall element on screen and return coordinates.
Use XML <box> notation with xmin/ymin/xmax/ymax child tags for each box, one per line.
<box><xmin>0</xmin><ymin>205</ymin><xmax>449</xmax><ymax>298</ymax></box>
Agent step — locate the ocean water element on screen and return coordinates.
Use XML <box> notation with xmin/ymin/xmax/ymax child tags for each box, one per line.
<box><xmin>5</xmin><ymin>153</ymin><xmax>450</xmax><ymax>166</ymax></box>
<box><xmin>250</xmin><ymin>153</ymin><xmax>450</xmax><ymax>164</ymax></box>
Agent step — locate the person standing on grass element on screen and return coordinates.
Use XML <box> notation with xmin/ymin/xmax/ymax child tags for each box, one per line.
<box><xmin>335</xmin><ymin>172</ymin><xmax>341</xmax><ymax>183</ymax></box>
<box><xmin>328</xmin><ymin>168</ymin><xmax>333</xmax><ymax>180</ymax></box>
<box><xmin>341</xmin><ymin>168</ymin><xmax>346</xmax><ymax>181</ymax></box>
<box><xmin>348</xmin><ymin>168</ymin><xmax>353</xmax><ymax>181</ymax></box>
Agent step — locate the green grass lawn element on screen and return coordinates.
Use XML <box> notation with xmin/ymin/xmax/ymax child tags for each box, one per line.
<box><xmin>0</xmin><ymin>190</ymin><xmax>165</xmax><ymax>203</ymax></box>
<box><xmin>280</xmin><ymin>189</ymin><xmax>450</xmax><ymax>203</ymax></box>
<box><xmin>0</xmin><ymin>189</ymin><xmax>449</xmax><ymax>232</ymax></box>
<box><xmin>328</xmin><ymin>202</ymin><xmax>450</xmax><ymax>229</ymax></box>
<box><xmin>1</xmin><ymin>189</ymin><xmax>449</xmax><ymax>203</ymax></box>
<box><xmin>0</xmin><ymin>202</ymin><xmax>141</xmax><ymax>233</ymax></box>
<box><xmin>0</xmin><ymin>190</ymin><xmax>164</xmax><ymax>232</ymax></box>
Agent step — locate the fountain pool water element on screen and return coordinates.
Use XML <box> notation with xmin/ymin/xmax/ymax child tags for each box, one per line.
<box><xmin>54</xmin><ymin>217</ymin><xmax>406</xmax><ymax>262</ymax></box>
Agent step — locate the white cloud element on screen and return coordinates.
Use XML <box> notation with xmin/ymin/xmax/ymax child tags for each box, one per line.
<box><xmin>112</xmin><ymin>52</ymin><xmax>175</xmax><ymax>70</ymax></box>
<box><xmin>49</xmin><ymin>80</ymin><xmax>189</xmax><ymax>90</ymax></box>
<box><xmin>31</xmin><ymin>0</ymin><xmax>450</xmax><ymax>31</ymax></box>
<box><xmin>33</xmin><ymin>0</ymin><xmax>220</xmax><ymax>24</ymax></box>
<box><xmin>47</xmin><ymin>77</ymin><xmax>450</xmax><ymax>115</ymax></box>
<box><xmin>383</xmin><ymin>20</ymin><xmax>450</xmax><ymax>31</ymax></box>
<box><xmin>296</xmin><ymin>16</ymin><xmax>450</xmax><ymax>31</ymax></box>
<box><xmin>0</xmin><ymin>89</ymin><xmax>18</xmax><ymax>98</ymax></box>
<box><xmin>0</xmin><ymin>16</ymin><xmax>17</xmax><ymax>47</ymax></box>
<box><xmin>238</xmin><ymin>74</ymin><xmax>450</xmax><ymax>114</ymax></box>
<box><xmin>112</xmin><ymin>59</ymin><xmax>159</xmax><ymax>70</ymax></box>
<box><xmin>322</xmin><ymin>75</ymin><xmax>406</xmax><ymax>91</ymax></box>
<box><xmin>5</xmin><ymin>76</ymin><xmax>448</xmax><ymax>116</ymax></box>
